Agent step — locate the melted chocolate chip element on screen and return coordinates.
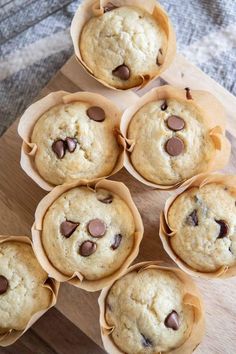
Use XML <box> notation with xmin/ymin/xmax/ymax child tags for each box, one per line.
<box><xmin>97</xmin><ymin>194</ymin><xmax>113</xmax><ymax>204</ymax></box>
<box><xmin>165</xmin><ymin>137</ymin><xmax>184</xmax><ymax>156</ymax></box>
<box><xmin>104</xmin><ymin>2</ymin><xmax>118</xmax><ymax>12</ymax></box>
<box><xmin>52</xmin><ymin>140</ymin><xmax>65</xmax><ymax>159</ymax></box>
<box><xmin>111</xmin><ymin>234</ymin><xmax>122</xmax><ymax>250</ymax></box>
<box><xmin>79</xmin><ymin>241</ymin><xmax>97</xmax><ymax>257</ymax></box>
<box><xmin>185</xmin><ymin>87</ymin><xmax>193</xmax><ymax>100</ymax></box>
<box><xmin>112</xmin><ymin>64</ymin><xmax>130</xmax><ymax>80</ymax></box>
<box><xmin>87</xmin><ymin>106</ymin><xmax>105</xmax><ymax>122</ymax></box>
<box><xmin>186</xmin><ymin>210</ymin><xmax>198</xmax><ymax>226</ymax></box>
<box><xmin>164</xmin><ymin>311</ymin><xmax>180</xmax><ymax>330</ymax></box>
<box><xmin>87</xmin><ymin>219</ymin><xmax>106</xmax><ymax>238</ymax></box>
<box><xmin>0</xmin><ymin>275</ymin><xmax>8</xmax><ymax>295</ymax></box>
<box><xmin>60</xmin><ymin>220</ymin><xmax>79</xmax><ymax>238</ymax></box>
<box><xmin>66</xmin><ymin>137</ymin><xmax>77</xmax><ymax>152</ymax></box>
<box><xmin>215</xmin><ymin>220</ymin><xmax>228</xmax><ymax>238</ymax></box>
<box><xmin>141</xmin><ymin>333</ymin><xmax>152</xmax><ymax>348</ymax></box>
<box><xmin>166</xmin><ymin>116</ymin><xmax>185</xmax><ymax>131</ymax></box>
<box><xmin>161</xmin><ymin>101</ymin><xmax>168</xmax><ymax>111</ymax></box>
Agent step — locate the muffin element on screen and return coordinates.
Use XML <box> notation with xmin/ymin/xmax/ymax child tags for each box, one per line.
<box><xmin>0</xmin><ymin>241</ymin><xmax>51</xmax><ymax>335</ymax></box>
<box><xmin>77</xmin><ymin>2</ymin><xmax>175</xmax><ymax>90</ymax></box>
<box><xmin>126</xmin><ymin>88</ymin><xmax>229</xmax><ymax>187</ymax></box>
<box><xmin>103</xmin><ymin>267</ymin><xmax>199</xmax><ymax>353</ymax></box>
<box><xmin>168</xmin><ymin>183</ymin><xmax>236</xmax><ymax>273</ymax></box>
<box><xmin>41</xmin><ymin>185</ymin><xmax>137</xmax><ymax>281</ymax></box>
<box><xmin>31</xmin><ymin>99</ymin><xmax>121</xmax><ymax>185</ymax></box>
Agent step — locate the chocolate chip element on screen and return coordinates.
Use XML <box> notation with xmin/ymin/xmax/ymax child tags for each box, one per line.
<box><xmin>97</xmin><ymin>194</ymin><xmax>113</xmax><ymax>204</ymax></box>
<box><xmin>112</xmin><ymin>64</ymin><xmax>130</xmax><ymax>80</ymax></box>
<box><xmin>79</xmin><ymin>241</ymin><xmax>97</xmax><ymax>257</ymax></box>
<box><xmin>165</xmin><ymin>137</ymin><xmax>184</xmax><ymax>156</ymax></box>
<box><xmin>185</xmin><ymin>87</ymin><xmax>193</xmax><ymax>100</ymax></box>
<box><xmin>161</xmin><ymin>101</ymin><xmax>168</xmax><ymax>111</ymax></box>
<box><xmin>164</xmin><ymin>311</ymin><xmax>180</xmax><ymax>330</ymax></box>
<box><xmin>60</xmin><ymin>220</ymin><xmax>79</xmax><ymax>238</ymax></box>
<box><xmin>104</xmin><ymin>2</ymin><xmax>117</xmax><ymax>12</ymax></box>
<box><xmin>87</xmin><ymin>219</ymin><xmax>106</xmax><ymax>238</ymax></box>
<box><xmin>141</xmin><ymin>333</ymin><xmax>152</xmax><ymax>348</ymax></box>
<box><xmin>87</xmin><ymin>106</ymin><xmax>105</xmax><ymax>122</ymax></box>
<box><xmin>186</xmin><ymin>210</ymin><xmax>198</xmax><ymax>226</ymax></box>
<box><xmin>111</xmin><ymin>234</ymin><xmax>122</xmax><ymax>250</ymax></box>
<box><xmin>167</xmin><ymin>116</ymin><xmax>185</xmax><ymax>131</ymax></box>
<box><xmin>215</xmin><ymin>220</ymin><xmax>228</xmax><ymax>238</ymax></box>
<box><xmin>52</xmin><ymin>140</ymin><xmax>65</xmax><ymax>159</ymax></box>
<box><xmin>0</xmin><ymin>275</ymin><xmax>8</xmax><ymax>295</ymax></box>
<box><xmin>66</xmin><ymin>137</ymin><xmax>77</xmax><ymax>152</ymax></box>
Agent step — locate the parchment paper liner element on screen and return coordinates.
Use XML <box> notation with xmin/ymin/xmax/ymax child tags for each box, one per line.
<box><xmin>71</xmin><ymin>0</ymin><xmax>176</xmax><ymax>91</ymax></box>
<box><xmin>18</xmin><ymin>91</ymin><xmax>125</xmax><ymax>191</ymax></box>
<box><xmin>98</xmin><ymin>261</ymin><xmax>205</xmax><ymax>354</ymax></box>
<box><xmin>160</xmin><ymin>173</ymin><xmax>236</xmax><ymax>279</ymax></box>
<box><xmin>0</xmin><ymin>235</ymin><xmax>59</xmax><ymax>347</ymax></box>
<box><xmin>32</xmin><ymin>179</ymin><xmax>144</xmax><ymax>291</ymax></box>
<box><xmin>120</xmin><ymin>85</ymin><xmax>231</xmax><ymax>190</ymax></box>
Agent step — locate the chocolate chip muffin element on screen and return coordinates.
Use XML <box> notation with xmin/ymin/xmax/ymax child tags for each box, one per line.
<box><xmin>105</xmin><ymin>268</ymin><xmax>194</xmax><ymax>353</ymax></box>
<box><xmin>31</xmin><ymin>101</ymin><xmax>120</xmax><ymax>185</ymax></box>
<box><xmin>80</xmin><ymin>6</ymin><xmax>168</xmax><ymax>89</ymax></box>
<box><xmin>128</xmin><ymin>97</ymin><xmax>216</xmax><ymax>186</ymax></box>
<box><xmin>42</xmin><ymin>186</ymin><xmax>135</xmax><ymax>280</ymax></box>
<box><xmin>0</xmin><ymin>241</ymin><xmax>51</xmax><ymax>334</ymax></box>
<box><xmin>168</xmin><ymin>183</ymin><xmax>236</xmax><ymax>272</ymax></box>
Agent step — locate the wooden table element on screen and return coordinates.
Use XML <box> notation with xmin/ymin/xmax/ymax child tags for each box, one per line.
<box><xmin>1</xmin><ymin>54</ymin><xmax>236</xmax><ymax>353</ymax></box>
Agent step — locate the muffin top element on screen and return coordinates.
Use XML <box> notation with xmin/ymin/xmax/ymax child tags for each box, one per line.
<box><xmin>128</xmin><ymin>98</ymin><xmax>215</xmax><ymax>185</ymax></box>
<box><xmin>80</xmin><ymin>6</ymin><xmax>167</xmax><ymax>89</ymax></box>
<box><xmin>168</xmin><ymin>183</ymin><xmax>236</xmax><ymax>272</ymax></box>
<box><xmin>42</xmin><ymin>187</ymin><xmax>135</xmax><ymax>280</ymax></box>
<box><xmin>0</xmin><ymin>242</ymin><xmax>51</xmax><ymax>334</ymax></box>
<box><xmin>31</xmin><ymin>101</ymin><xmax>120</xmax><ymax>185</ymax></box>
<box><xmin>105</xmin><ymin>268</ymin><xmax>194</xmax><ymax>354</ymax></box>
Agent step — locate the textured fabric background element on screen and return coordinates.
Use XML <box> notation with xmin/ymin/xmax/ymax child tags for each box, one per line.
<box><xmin>0</xmin><ymin>0</ymin><xmax>235</xmax><ymax>136</ymax></box>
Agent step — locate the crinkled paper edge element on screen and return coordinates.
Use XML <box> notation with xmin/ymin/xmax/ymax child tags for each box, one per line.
<box><xmin>18</xmin><ymin>91</ymin><xmax>125</xmax><ymax>191</ymax></box>
<box><xmin>32</xmin><ymin>179</ymin><xmax>144</xmax><ymax>291</ymax></box>
<box><xmin>159</xmin><ymin>173</ymin><xmax>236</xmax><ymax>279</ymax></box>
<box><xmin>120</xmin><ymin>85</ymin><xmax>231</xmax><ymax>190</ymax></box>
<box><xmin>98</xmin><ymin>261</ymin><xmax>205</xmax><ymax>353</ymax></box>
<box><xmin>0</xmin><ymin>235</ymin><xmax>59</xmax><ymax>347</ymax></box>
<box><xmin>70</xmin><ymin>0</ymin><xmax>176</xmax><ymax>90</ymax></box>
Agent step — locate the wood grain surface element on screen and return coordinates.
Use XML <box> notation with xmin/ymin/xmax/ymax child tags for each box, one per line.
<box><xmin>0</xmin><ymin>308</ymin><xmax>104</xmax><ymax>354</ymax></box>
<box><xmin>1</xmin><ymin>55</ymin><xmax>236</xmax><ymax>353</ymax></box>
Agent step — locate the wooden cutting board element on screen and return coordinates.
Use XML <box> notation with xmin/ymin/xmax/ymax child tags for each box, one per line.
<box><xmin>1</xmin><ymin>54</ymin><xmax>236</xmax><ymax>354</ymax></box>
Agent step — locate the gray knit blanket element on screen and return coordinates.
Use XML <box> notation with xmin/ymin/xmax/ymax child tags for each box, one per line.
<box><xmin>0</xmin><ymin>0</ymin><xmax>235</xmax><ymax>136</ymax></box>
